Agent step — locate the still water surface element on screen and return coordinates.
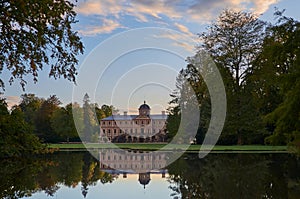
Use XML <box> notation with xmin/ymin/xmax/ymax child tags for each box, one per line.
<box><xmin>1</xmin><ymin>151</ymin><xmax>299</xmax><ymax>199</ymax></box>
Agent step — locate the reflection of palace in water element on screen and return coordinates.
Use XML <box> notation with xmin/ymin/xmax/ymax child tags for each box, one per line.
<box><xmin>98</xmin><ymin>149</ymin><xmax>168</xmax><ymax>188</ymax></box>
<box><xmin>99</xmin><ymin>101</ymin><xmax>167</xmax><ymax>142</ymax></box>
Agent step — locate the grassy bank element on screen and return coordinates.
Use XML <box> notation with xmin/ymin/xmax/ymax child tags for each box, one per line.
<box><xmin>48</xmin><ymin>143</ymin><xmax>288</xmax><ymax>152</ymax></box>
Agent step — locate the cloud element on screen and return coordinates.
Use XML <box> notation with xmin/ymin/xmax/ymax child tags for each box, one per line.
<box><xmin>153</xmin><ymin>30</ymin><xmax>197</xmax><ymax>53</ymax></box>
<box><xmin>186</xmin><ymin>0</ymin><xmax>279</xmax><ymax>22</ymax></box>
<box><xmin>74</xmin><ymin>0</ymin><xmax>280</xmax><ymax>41</ymax></box>
<box><xmin>4</xmin><ymin>96</ymin><xmax>20</xmax><ymax>109</ymax></box>
<box><xmin>75</xmin><ymin>0</ymin><xmax>124</xmax><ymax>18</ymax></box>
<box><xmin>173</xmin><ymin>22</ymin><xmax>193</xmax><ymax>36</ymax></box>
<box><xmin>78</xmin><ymin>19</ymin><xmax>123</xmax><ymax>36</ymax></box>
<box><xmin>76</xmin><ymin>0</ymin><xmax>279</xmax><ymax>23</ymax></box>
<box><xmin>251</xmin><ymin>0</ymin><xmax>280</xmax><ymax>14</ymax></box>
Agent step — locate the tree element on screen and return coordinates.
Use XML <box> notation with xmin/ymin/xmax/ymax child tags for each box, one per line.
<box><xmin>51</xmin><ymin>103</ymin><xmax>79</xmax><ymax>143</ymax></box>
<box><xmin>0</xmin><ymin>97</ymin><xmax>45</xmax><ymax>158</ymax></box>
<box><xmin>199</xmin><ymin>9</ymin><xmax>266</xmax><ymax>144</ymax></box>
<box><xmin>252</xmin><ymin>10</ymin><xmax>300</xmax><ymax>147</ymax></box>
<box><xmin>19</xmin><ymin>93</ymin><xmax>43</xmax><ymax>132</ymax></box>
<box><xmin>35</xmin><ymin>95</ymin><xmax>61</xmax><ymax>142</ymax></box>
<box><xmin>167</xmin><ymin>67</ymin><xmax>201</xmax><ymax>144</ymax></box>
<box><xmin>166</xmin><ymin>106</ymin><xmax>181</xmax><ymax>141</ymax></box>
<box><xmin>94</xmin><ymin>103</ymin><xmax>117</xmax><ymax>122</ymax></box>
<box><xmin>100</xmin><ymin>104</ymin><xmax>117</xmax><ymax>117</ymax></box>
<box><xmin>82</xmin><ymin>94</ymin><xmax>97</xmax><ymax>142</ymax></box>
<box><xmin>0</xmin><ymin>0</ymin><xmax>84</xmax><ymax>89</ymax></box>
<box><xmin>168</xmin><ymin>154</ymin><xmax>271</xmax><ymax>199</ymax></box>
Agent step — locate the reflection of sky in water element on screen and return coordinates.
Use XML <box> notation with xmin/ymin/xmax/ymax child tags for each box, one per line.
<box><xmin>20</xmin><ymin>174</ymin><xmax>175</xmax><ymax>199</ymax></box>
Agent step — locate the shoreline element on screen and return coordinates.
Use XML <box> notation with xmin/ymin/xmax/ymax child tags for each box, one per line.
<box><xmin>47</xmin><ymin>143</ymin><xmax>288</xmax><ymax>152</ymax></box>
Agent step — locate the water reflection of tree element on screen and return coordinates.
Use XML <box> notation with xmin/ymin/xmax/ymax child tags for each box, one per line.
<box><xmin>0</xmin><ymin>158</ymin><xmax>46</xmax><ymax>199</ymax></box>
<box><xmin>167</xmin><ymin>153</ymin><xmax>300</xmax><ymax>199</ymax></box>
<box><xmin>0</xmin><ymin>151</ymin><xmax>115</xmax><ymax>199</ymax></box>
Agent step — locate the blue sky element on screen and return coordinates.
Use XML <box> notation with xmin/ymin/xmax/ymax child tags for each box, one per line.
<box><xmin>2</xmin><ymin>0</ymin><xmax>300</xmax><ymax>113</ymax></box>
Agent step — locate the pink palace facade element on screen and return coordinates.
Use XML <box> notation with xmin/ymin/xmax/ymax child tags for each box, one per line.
<box><xmin>99</xmin><ymin>101</ymin><xmax>167</xmax><ymax>143</ymax></box>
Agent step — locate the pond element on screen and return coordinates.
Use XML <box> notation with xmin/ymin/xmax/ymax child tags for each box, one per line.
<box><xmin>0</xmin><ymin>150</ymin><xmax>299</xmax><ymax>199</ymax></box>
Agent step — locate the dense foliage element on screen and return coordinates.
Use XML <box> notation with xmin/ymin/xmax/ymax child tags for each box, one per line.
<box><xmin>0</xmin><ymin>94</ymin><xmax>115</xmax><ymax>157</ymax></box>
<box><xmin>0</xmin><ymin>98</ymin><xmax>45</xmax><ymax>158</ymax></box>
<box><xmin>168</xmin><ymin>153</ymin><xmax>300</xmax><ymax>199</ymax></box>
<box><xmin>0</xmin><ymin>0</ymin><xmax>84</xmax><ymax>89</ymax></box>
<box><xmin>167</xmin><ymin>9</ymin><xmax>300</xmax><ymax>150</ymax></box>
<box><xmin>0</xmin><ymin>152</ymin><xmax>115</xmax><ymax>198</ymax></box>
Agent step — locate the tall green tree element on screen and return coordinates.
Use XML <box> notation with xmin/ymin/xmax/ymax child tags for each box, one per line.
<box><xmin>35</xmin><ymin>95</ymin><xmax>61</xmax><ymax>142</ymax></box>
<box><xmin>0</xmin><ymin>98</ymin><xmax>45</xmax><ymax>158</ymax></box>
<box><xmin>51</xmin><ymin>103</ymin><xmax>79</xmax><ymax>143</ymax></box>
<box><xmin>93</xmin><ymin>104</ymin><xmax>113</xmax><ymax>119</ymax></box>
<box><xmin>0</xmin><ymin>0</ymin><xmax>84</xmax><ymax>89</ymax></box>
<box><xmin>100</xmin><ymin>104</ymin><xmax>117</xmax><ymax>118</ymax></box>
<box><xmin>252</xmin><ymin>10</ymin><xmax>300</xmax><ymax>147</ymax></box>
<box><xmin>167</xmin><ymin>67</ymin><xmax>200</xmax><ymax>144</ymax></box>
<box><xmin>82</xmin><ymin>94</ymin><xmax>97</xmax><ymax>142</ymax></box>
<box><xmin>167</xmin><ymin>53</ymin><xmax>213</xmax><ymax>144</ymax></box>
<box><xmin>199</xmin><ymin>9</ymin><xmax>266</xmax><ymax>144</ymax></box>
<box><xmin>19</xmin><ymin>93</ymin><xmax>43</xmax><ymax>132</ymax></box>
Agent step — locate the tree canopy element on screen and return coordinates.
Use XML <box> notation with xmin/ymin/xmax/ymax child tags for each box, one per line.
<box><xmin>167</xmin><ymin>9</ymin><xmax>299</xmax><ymax>150</ymax></box>
<box><xmin>251</xmin><ymin>10</ymin><xmax>300</xmax><ymax>146</ymax></box>
<box><xmin>0</xmin><ymin>0</ymin><xmax>84</xmax><ymax>89</ymax></box>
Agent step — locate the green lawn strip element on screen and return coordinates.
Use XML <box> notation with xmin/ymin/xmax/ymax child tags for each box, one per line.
<box><xmin>48</xmin><ymin>143</ymin><xmax>287</xmax><ymax>151</ymax></box>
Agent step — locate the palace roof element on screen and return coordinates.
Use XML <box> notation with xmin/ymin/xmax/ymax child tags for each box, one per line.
<box><xmin>101</xmin><ymin>114</ymin><xmax>167</xmax><ymax>121</ymax></box>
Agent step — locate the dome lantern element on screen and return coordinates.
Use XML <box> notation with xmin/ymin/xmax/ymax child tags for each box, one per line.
<box><xmin>138</xmin><ymin>101</ymin><xmax>150</xmax><ymax>116</ymax></box>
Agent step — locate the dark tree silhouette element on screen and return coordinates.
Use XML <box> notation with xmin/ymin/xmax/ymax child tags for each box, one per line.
<box><xmin>0</xmin><ymin>0</ymin><xmax>84</xmax><ymax>89</ymax></box>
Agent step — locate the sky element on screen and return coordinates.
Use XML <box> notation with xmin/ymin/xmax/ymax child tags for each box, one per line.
<box><xmin>2</xmin><ymin>0</ymin><xmax>300</xmax><ymax>113</ymax></box>
<box><xmin>21</xmin><ymin>174</ymin><xmax>174</xmax><ymax>199</ymax></box>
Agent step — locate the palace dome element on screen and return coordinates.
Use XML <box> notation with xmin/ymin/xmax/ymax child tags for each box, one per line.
<box><xmin>138</xmin><ymin>173</ymin><xmax>151</xmax><ymax>189</ymax></box>
<box><xmin>139</xmin><ymin>101</ymin><xmax>150</xmax><ymax>110</ymax></box>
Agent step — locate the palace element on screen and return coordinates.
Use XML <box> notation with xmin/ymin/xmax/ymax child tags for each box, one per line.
<box><xmin>98</xmin><ymin>149</ymin><xmax>167</xmax><ymax>189</ymax></box>
<box><xmin>99</xmin><ymin>101</ymin><xmax>167</xmax><ymax>143</ymax></box>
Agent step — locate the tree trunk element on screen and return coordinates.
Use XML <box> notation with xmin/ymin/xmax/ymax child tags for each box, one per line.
<box><xmin>237</xmin><ymin>131</ymin><xmax>243</xmax><ymax>145</ymax></box>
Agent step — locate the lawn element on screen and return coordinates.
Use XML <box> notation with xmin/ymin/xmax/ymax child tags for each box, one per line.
<box><xmin>48</xmin><ymin>143</ymin><xmax>288</xmax><ymax>152</ymax></box>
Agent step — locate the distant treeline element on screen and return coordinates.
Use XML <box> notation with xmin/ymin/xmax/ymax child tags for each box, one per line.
<box><xmin>0</xmin><ymin>93</ymin><xmax>114</xmax><ymax>157</ymax></box>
